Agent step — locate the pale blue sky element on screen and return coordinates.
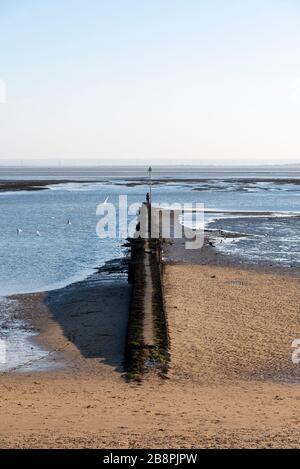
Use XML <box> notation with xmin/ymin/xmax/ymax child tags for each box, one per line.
<box><xmin>1</xmin><ymin>0</ymin><xmax>300</xmax><ymax>165</ymax></box>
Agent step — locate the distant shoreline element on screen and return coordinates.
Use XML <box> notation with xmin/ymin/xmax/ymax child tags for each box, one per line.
<box><xmin>2</xmin><ymin>176</ymin><xmax>300</xmax><ymax>193</ymax></box>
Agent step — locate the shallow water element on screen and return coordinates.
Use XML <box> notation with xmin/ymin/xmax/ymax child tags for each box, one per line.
<box><xmin>1</xmin><ymin>167</ymin><xmax>300</xmax><ymax>372</ymax></box>
<box><xmin>0</xmin><ymin>297</ymin><xmax>57</xmax><ymax>372</ymax></box>
<box><xmin>209</xmin><ymin>215</ymin><xmax>300</xmax><ymax>268</ymax></box>
<box><xmin>1</xmin><ymin>168</ymin><xmax>300</xmax><ymax>296</ymax></box>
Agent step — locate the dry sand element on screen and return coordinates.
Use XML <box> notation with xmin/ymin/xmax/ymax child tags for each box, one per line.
<box><xmin>0</xmin><ymin>263</ymin><xmax>300</xmax><ymax>448</ymax></box>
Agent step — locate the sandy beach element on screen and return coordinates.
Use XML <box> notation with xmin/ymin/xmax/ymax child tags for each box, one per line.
<box><xmin>0</xmin><ymin>238</ymin><xmax>299</xmax><ymax>448</ymax></box>
<box><xmin>3</xmin><ymin>0</ymin><xmax>300</xmax><ymax>453</ymax></box>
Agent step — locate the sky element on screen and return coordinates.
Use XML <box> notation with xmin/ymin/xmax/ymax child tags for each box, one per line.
<box><xmin>0</xmin><ymin>0</ymin><xmax>300</xmax><ymax>166</ymax></box>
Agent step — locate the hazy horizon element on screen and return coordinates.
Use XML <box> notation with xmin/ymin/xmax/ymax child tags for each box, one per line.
<box><xmin>1</xmin><ymin>161</ymin><xmax>300</xmax><ymax>169</ymax></box>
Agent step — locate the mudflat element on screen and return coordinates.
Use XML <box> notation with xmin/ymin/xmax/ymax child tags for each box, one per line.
<box><xmin>0</xmin><ymin>262</ymin><xmax>299</xmax><ymax>448</ymax></box>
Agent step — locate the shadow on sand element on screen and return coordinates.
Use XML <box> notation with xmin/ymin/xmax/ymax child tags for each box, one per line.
<box><xmin>44</xmin><ymin>266</ymin><xmax>131</xmax><ymax>373</ymax></box>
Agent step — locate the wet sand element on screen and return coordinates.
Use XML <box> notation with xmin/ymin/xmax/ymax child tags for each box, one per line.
<box><xmin>3</xmin><ymin>176</ymin><xmax>300</xmax><ymax>192</ymax></box>
<box><xmin>0</xmin><ymin>179</ymin><xmax>125</xmax><ymax>192</ymax></box>
<box><xmin>0</xmin><ymin>245</ymin><xmax>300</xmax><ymax>448</ymax></box>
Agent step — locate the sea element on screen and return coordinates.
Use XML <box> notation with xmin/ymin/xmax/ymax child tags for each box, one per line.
<box><xmin>1</xmin><ymin>165</ymin><xmax>300</xmax><ymax>371</ymax></box>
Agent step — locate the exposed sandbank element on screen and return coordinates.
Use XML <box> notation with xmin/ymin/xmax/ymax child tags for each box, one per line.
<box><xmin>0</xmin><ymin>253</ymin><xmax>299</xmax><ymax>448</ymax></box>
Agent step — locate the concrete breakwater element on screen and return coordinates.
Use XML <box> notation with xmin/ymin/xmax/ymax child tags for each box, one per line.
<box><xmin>125</xmin><ymin>233</ymin><xmax>169</xmax><ymax>381</ymax></box>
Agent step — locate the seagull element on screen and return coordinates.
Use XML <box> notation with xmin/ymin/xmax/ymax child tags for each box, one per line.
<box><xmin>36</xmin><ymin>230</ymin><xmax>41</xmax><ymax>237</ymax></box>
<box><xmin>17</xmin><ymin>228</ymin><xmax>22</xmax><ymax>236</ymax></box>
<box><xmin>66</xmin><ymin>219</ymin><xmax>72</xmax><ymax>225</ymax></box>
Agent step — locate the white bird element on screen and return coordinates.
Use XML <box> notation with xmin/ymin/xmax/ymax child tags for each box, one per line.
<box><xmin>36</xmin><ymin>230</ymin><xmax>41</xmax><ymax>237</ymax></box>
<box><xmin>17</xmin><ymin>228</ymin><xmax>22</xmax><ymax>236</ymax></box>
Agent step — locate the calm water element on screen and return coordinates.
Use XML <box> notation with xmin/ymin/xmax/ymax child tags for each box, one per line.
<box><xmin>1</xmin><ymin>167</ymin><xmax>300</xmax><ymax>296</ymax></box>
<box><xmin>1</xmin><ymin>166</ymin><xmax>300</xmax><ymax>371</ymax></box>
